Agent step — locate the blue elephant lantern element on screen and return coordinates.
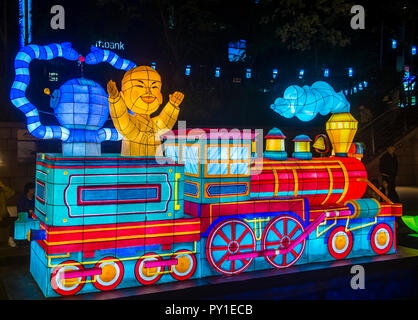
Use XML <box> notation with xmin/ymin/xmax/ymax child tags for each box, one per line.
<box><xmin>10</xmin><ymin>42</ymin><xmax>122</xmax><ymax>156</ymax></box>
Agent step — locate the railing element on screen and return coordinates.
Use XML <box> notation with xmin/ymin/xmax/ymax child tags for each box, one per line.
<box><xmin>356</xmin><ymin>107</ymin><xmax>417</xmax><ymax>162</ymax></box>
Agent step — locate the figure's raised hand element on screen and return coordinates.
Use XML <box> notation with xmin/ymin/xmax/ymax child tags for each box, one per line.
<box><xmin>169</xmin><ymin>91</ymin><xmax>184</xmax><ymax>108</ymax></box>
<box><xmin>107</xmin><ymin>80</ymin><xmax>119</xmax><ymax>99</ymax></box>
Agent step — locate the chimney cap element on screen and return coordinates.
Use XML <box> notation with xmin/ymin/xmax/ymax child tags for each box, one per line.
<box><xmin>265</xmin><ymin>127</ymin><xmax>286</xmax><ymax>139</ymax></box>
<box><xmin>293</xmin><ymin>134</ymin><xmax>312</xmax><ymax>142</ymax></box>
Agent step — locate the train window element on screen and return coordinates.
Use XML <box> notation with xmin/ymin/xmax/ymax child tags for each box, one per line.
<box><xmin>207</xmin><ymin>146</ymin><xmax>228</xmax><ymax>160</ymax></box>
<box><xmin>165</xmin><ymin>145</ymin><xmax>179</xmax><ymax>161</ymax></box>
<box><xmin>182</xmin><ymin>145</ymin><xmax>200</xmax><ymax>175</ymax></box>
<box><xmin>205</xmin><ymin>144</ymin><xmax>250</xmax><ymax>177</ymax></box>
<box><xmin>207</xmin><ymin>163</ymin><xmax>228</xmax><ymax>175</ymax></box>
<box><xmin>230</xmin><ymin>146</ymin><xmax>249</xmax><ymax>160</ymax></box>
<box><xmin>230</xmin><ymin>162</ymin><xmax>249</xmax><ymax>175</ymax></box>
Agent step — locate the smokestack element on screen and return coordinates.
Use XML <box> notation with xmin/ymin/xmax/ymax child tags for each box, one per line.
<box><xmin>326</xmin><ymin>112</ymin><xmax>358</xmax><ymax>157</ymax></box>
<box><xmin>263</xmin><ymin>128</ymin><xmax>287</xmax><ymax>160</ymax></box>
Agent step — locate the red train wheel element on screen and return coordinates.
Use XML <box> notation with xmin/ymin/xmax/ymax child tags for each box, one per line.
<box><xmin>328</xmin><ymin>226</ymin><xmax>353</xmax><ymax>259</ymax></box>
<box><xmin>135</xmin><ymin>253</ymin><xmax>163</xmax><ymax>285</ymax></box>
<box><xmin>170</xmin><ymin>249</ymin><xmax>197</xmax><ymax>281</ymax></box>
<box><xmin>50</xmin><ymin>260</ymin><xmax>86</xmax><ymax>296</ymax></box>
<box><xmin>93</xmin><ymin>257</ymin><xmax>124</xmax><ymax>291</ymax></box>
<box><xmin>206</xmin><ymin>219</ymin><xmax>256</xmax><ymax>275</ymax></box>
<box><xmin>261</xmin><ymin>215</ymin><xmax>305</xmax><ymax>268</ymax></box>
<box><xmin>370</xmin><ymin>223</ymin><xmax>393</xmax><ymax>255</ymax></box>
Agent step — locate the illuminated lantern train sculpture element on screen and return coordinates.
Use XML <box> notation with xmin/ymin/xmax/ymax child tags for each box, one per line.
<box><xmin>11</xmin><ymin>43</ymin><xmax>402</xmax><ymax>297</ymax></box>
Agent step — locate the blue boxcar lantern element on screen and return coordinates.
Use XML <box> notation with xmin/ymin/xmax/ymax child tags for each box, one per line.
<box><xmin>358</xmin><ymin>83</ymin><xmax>363</xmax><ymax>91</ymax></box>
<box><xmin>215</xmin><ymin>67</ymin><xmax>220</xmax><ymax>78</ymax></box>
<box><xmin>348</xmin><ymin>67</ymin><xmax>353</xmax><ymax>77</ymax></box>
<box><xmin>246</xmin><ymin>68</ymin><xmax>252</xmax><ymax>79</ymax></box>
<box><xmin>151</xmin><ymin>62</ymin><xmax>156</xmax><ymax>69</ymax></box>
<box><xmin>324</xmin><ymin>68</ymin><xmax>329</xmax><ymax>77</ymax></box>
<box><xmin>412</xmin><ymin>46</ymin><xmax>417</xmax><ymax>55</ymax></box>
<box><xmin>185</xmin><ymin>65</ymin><xmax>191</xmax><ymax>76</ymax></box>
<box><xmin>363</xmin><ymin>81</ymin><xmax>368</xmax><ymax>88</ymax></box>
<box><xmin>392</xmin><ymin>39</ymin><xmax>397</xmax><ymax>49</ymax></box>
<box><xmin>273</xmin><ymin>69</ymin><xmax>278</xmax><ymax>79</ymax></box>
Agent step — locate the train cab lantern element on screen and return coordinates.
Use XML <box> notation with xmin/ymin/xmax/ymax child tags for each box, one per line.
<box><xmin>11</xmin><ymin>44</ymin><xmax>402</xmax><ymax>297</ymax></box>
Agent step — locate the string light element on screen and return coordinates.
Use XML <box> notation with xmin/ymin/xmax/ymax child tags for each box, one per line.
<box><xmin>272</xmin><ymin>69</ymin><xmax>278</xmax><ymax>79</ymax></box>
<box><xmin>215</xmin><ymin>67</ymin><xmax>220</xmax><ymax>78</ymax></box>
<box><xmin>298</xmin><ymin>69</ymin><xmax>304</xmax><ymax>79</ymax></box>
<box><xmin>185</xmin><ymin>65</ymin><xmax>191</xmax><ymax>76</ymax></box>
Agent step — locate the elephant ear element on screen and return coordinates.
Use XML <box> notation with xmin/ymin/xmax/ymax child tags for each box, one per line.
<box><xmin>50</xmin><ymin>89</ymin><xmax>61</xmax><ymax>109</ymax></box>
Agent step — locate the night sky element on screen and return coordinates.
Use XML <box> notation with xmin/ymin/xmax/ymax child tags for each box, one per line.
<box><xmin>1</xmin><ymin>0</ymin><xmax>416</xmax><ymax>138</ymax></box>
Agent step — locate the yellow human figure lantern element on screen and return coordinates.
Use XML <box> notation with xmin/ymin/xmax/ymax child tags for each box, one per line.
<box><xmin>107</xmin><ymin>66</ymin><xmax>184</xmax><ymax>157</ymax></box>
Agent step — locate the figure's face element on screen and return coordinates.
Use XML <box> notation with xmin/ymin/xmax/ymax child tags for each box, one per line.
<box><xmin>121</xmin><ymin>66</ymin><xmax>163</xmax><ymax>114</ymax></box>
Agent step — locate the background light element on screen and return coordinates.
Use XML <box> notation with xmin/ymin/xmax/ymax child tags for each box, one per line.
<box><xmin>215</xmin><ymin>67</ymin><xmax>220</xmax><ymax>78</ymax></box>
<box><xmin>392</xmin><ymin>39</ymin><xmax>397</xmax><ymax>49</ymax></box>
<box><xmin>412</xmin><ymin>46</ymin><xmax>417</xmax><ymax>55</ymax></box>
<box><xmin>348</xmin><ymin>67</ymin><xmax>353</xmax><ymax>77</ymax></box>
<box><xmin>272</xmin><ymin>68</ymin><xmax>278</xmax><ymax>79</ymax></box>
<box><xmin>151</xmin><ymin>62</ymin><xmax>156</xmax><ymax>69</ymax></box>
<box><xmin>185</xmin><ymin>65</ymin><xmax>191</xmax><ymax>76</ymax></box>
<box><xmin>246</xmin><ymin>68</ymin><xmax>251</xmax><ymax>79</ymax></box>
<box><xmin>228</xmin><ymin>40</ymin><xmax>247</xmax><ymax>62</ymax></box>
<box><xmin>363</xmin><ymin>81</ymin><xmax>368</xmax><ymax>88</ymax></box>
<box><xmin>324</xmin><ymin>68</ymin><xmax>329</xmax><ymax>77</ymax></box>
<box><xmin>298</xmin><ymin>69</ymin><xmax>304</xmax><ymax>79</ymax></box>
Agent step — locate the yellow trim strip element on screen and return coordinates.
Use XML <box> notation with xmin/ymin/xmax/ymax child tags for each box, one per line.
<box><xmin>292</xmin><ymin>169</ymin><xmax>298</xmax><ymax>197</ymax></box>
<box><xmin>273</xmin><ymin>169</ymin><xmax>279</xmax><ymax>197</ymax></box>
<box><xmin>316</xmin><ymin>218</ymin><xmax>337</xmax><ymax>238</ymax></box>
<box><xmin>321</xmin><ymin>167</ymin><xmax>334</xmax><ymax>205</ymax></box>
<box><xmin>244</xmin><ymin>217</ymin><xmax>270</xmax><ymax>241</ymax></box>
<box><xmin>345</xmin><ymin>217</ymin><xmax>377</xmax><ymax>232</ymax></box>
<box><xmin>336</xmin><ymin>160</ymin><xmax>349</xmax><ymax>203</ymax></box>
<box><xmin>174</xmin><ymin>173</ymin><xmax>181</xmax><ymax>210</ymax></box>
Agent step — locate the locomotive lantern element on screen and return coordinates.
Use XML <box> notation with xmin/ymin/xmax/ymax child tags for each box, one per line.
<box><xmin>11</xmin><ymin>44</ymin><xmax>402</xmax><ymax>297</ymax></box>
